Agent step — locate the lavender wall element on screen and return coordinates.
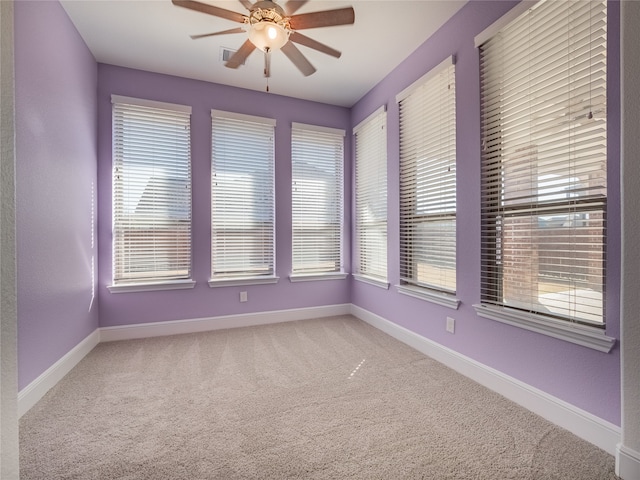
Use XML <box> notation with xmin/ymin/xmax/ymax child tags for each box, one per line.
<box><xmin>14</xmin><ymin>0</ymin><xmax>99</xmax><ymax>390</ymax></box>
<box><xmin>350</xmin><ymin>0</ymin><xmax>621</xmax><ymax>425</ymax></box>
<box><xmin>97</xmin><ymin>65</ymin><xmax>351</xmax><ymax>327</ymax></box>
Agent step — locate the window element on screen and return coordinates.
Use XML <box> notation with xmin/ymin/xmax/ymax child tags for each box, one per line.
<box><xmin>210</xmin><ymin>111</ymin><xmax>277</xmax><ymax>286</ymax></box>
<box><xmin>111</xmin><ymin>96</ymin><xmax>193</xmax><ymax>291</ymax></box>
<box><xmin>475</xmin><ymin>0</ymin><xmax>614</xmax><ymax>351</ymax></box>
<box><xmin>291</xmin><ymin>123</ymin><xmax>346</xmax><ymax>280</ymax></box>
<box><xmin>397</xmin><ymin>58</ymin><xmax>457</xmax><ymax>307</ymax></box>
<box><xmin>354</xmin><ymin>107</ymin><xmax>388</xmax><ymax>287</ymax></box>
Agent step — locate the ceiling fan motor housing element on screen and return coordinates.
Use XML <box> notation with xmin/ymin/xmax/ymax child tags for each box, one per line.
<box><xmin>250</xmin><ymin>1</ymin><xmax>287</xmax><ymax>20</ymax></box>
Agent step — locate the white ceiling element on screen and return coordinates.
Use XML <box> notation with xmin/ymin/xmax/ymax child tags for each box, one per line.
<box><xmin>60</xmin><ymin>0</ymin><xmax>465</xmax><ymax>107</ymax></box>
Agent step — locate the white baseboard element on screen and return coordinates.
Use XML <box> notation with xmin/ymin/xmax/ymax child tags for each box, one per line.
<box><xmin>616</xmin><ymin>444</ymin><xmax>640</xmax><ymax>479</ymax></box>
<box><xmin>350</xmin><ymin>304</ymin><xmax>621</xmax><ymax>456</ymax></box>
<box><xmin>18</xmin><ymin>329</ymin><xmax>100</xmax><ymax>418</ymax></box>
<box><xmin>99</xmin><ymin>304</ymin><xmax>351</xmax><ymax>342</ymax></box>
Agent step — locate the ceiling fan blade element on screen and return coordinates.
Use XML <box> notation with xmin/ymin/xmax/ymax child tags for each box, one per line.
<box><xmin>289</xmin><ymin>7</ymin><xmax>355</xmax><ymax>30</ymax></box>
<box><xmin>284</xmin><ymin>0</ymin><xmax>308</xmax><ymax>15</ymax></box>
<box><xmin>226</xmin><ymin>39</ymin><xmax>256</xmax><ymax>69</ymax></box>
<box><xmin>190</xmin><ymin>27</ymin><xmax>246</xmax><ymax>39</ymax></box>
<box><xmin>172</xmin><ymin>0</ymin><xmax>247</xmax><ymax>23</ymax></box>
<box><xmin>281</xmin><ymin>42</ymin><xmax>316</xmax><ymax>76</ymax></box>
<box><xmin>289</xmin><ymin>32</ymin><xmax>341</xmax><ymax>58</ymax></box>
<box><xmin>238</xmin><ymin>0</ymin><xmax>253</xmax><ymax>10</ymax></box>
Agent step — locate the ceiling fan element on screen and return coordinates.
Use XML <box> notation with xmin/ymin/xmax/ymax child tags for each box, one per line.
<box><xmin>172</xmin><ymin>0</ymin><xmax>355</xmax><ymax>78</ymax></box>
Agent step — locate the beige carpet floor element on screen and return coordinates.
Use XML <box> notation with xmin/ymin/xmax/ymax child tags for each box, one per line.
<box><xmin>20</xmin><ymin>315</ymin><xmax>618</xmax><ymax>479</ymax></box>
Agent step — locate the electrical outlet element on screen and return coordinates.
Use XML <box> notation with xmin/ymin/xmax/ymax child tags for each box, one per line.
<box><xmin>446</xmin><ymin>317</ymin><xmax>455</xmax><ymax>334</ymax></box>
<box><xmin>240</xmin><ymin>291</ymin><xmax>248</xmax><ymax>303</ymax></box>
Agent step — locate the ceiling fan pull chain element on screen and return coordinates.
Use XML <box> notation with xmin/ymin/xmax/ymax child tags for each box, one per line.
<box><xmin>264</xmin><ymin>47</ymin><xmax>272</xmax><ymax>91</ymax></box>
<box><xmin>265</xmin><ymin>48</ymin><xmax>269</xmax><ymax>91</ymax></box>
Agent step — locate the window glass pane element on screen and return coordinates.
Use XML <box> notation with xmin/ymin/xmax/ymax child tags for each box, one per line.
<box><xmin>415</xmin><ymin>217</ymin><xmax>457</xmax><ymax>292</ymax></box>
<box><xmin>499</xmin><ymin>210</ymin><xmax>605</xmax><ymax>323</ymax></box>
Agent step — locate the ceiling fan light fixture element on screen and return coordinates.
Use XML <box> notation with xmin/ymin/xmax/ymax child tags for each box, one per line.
<box><xmin>248</xmin><ymin>21</ymin><xmax>289</xmax><ymax>51</ymax></box>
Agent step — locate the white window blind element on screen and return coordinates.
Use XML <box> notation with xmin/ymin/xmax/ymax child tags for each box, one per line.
<box><xmin>479</xmin><ymin>0</ymin><xmax>607</xmax><ymax>326</ymax></box>
<box><xmin>211</xmin><ymin>111</ymin><xmax>275</xmax><ymax>280</ymax></box>
<box><xmin>354</xmin><ymin>107</ymin><xmax>387</xmax><ymax>282</ymax></box>
<box><xmin>112</xmin><ymin>96</ymin><xmax>192</xmax><ymax>285</ymax></box>
<box><xmin>398</xmin><ymin>59</ymin><xmax>457</xmax><ymax>294</ymax></box>
<box><xmin>291</xmin><ymin>123</ymin><xmax>345</xmax><ymax>276</ymax></box>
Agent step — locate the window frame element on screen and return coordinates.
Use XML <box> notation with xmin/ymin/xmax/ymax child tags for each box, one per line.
<box><xmin>290</xmin><ymin>122</ymin><xmax>347</xmax><ymax>282</ymax></box>
<box><xmin>109</xmin><ymin>95</ymin><xmax>195</xmax><ymax>293</ymax></box>
<box><xmin>473</xmin><ymin>0</ymin><xmax>615</xmax><ymax>352</ymax></box>
<box><xmin>396</xmin><ymin>57</ymin><xmax>459</xmax><ymax>309</ymax></box>
<box><xmin>353</xmin><ymin>105</ymin><xmax>389</xmax><ymax>289</ymax></box>
<box><xmin>209</xmin><ymin>110</ymin><xmax>278</xmax><ymax>288</ymax></box>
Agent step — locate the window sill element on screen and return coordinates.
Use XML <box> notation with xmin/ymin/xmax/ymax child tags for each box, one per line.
<box><xmin>289</xmin><ymin>272</ymin><xmax>348</xmax><ymax>282</ymax></box>
<box><xmin>473</xmin><ymin>303</ymin><xmax>616</xmax><ymax>353</ymax></box>
<box><xmin>108</xmin><ymin>279</ymin><xmax>196</xmax><ymax>294</ymax></box>
<box><xmin>396</xmin><ymin>285</ymin><xmax>460</xmax><ymax>310</ymax></box>
<box><xmin>208</xmin><ymin>276</ymin><xmax>279</xmax><ymax>287</ymax></box>
<box><xmin>353</xmin><ymin>274</ymin><xmax>390</xmax><ymax>290</ymax></box>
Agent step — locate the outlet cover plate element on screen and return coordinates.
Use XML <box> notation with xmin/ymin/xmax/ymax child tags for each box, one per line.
<box><xmin>446</xmin><ymin>317</ymin><xmax>455</xmax><ymax>333</ymax></box>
